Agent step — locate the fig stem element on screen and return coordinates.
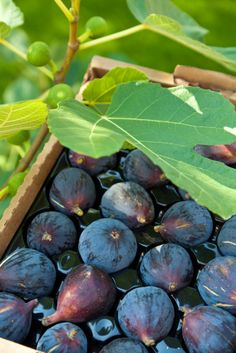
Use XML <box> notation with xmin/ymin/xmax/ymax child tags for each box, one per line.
<box><xmin>154</xmin><ymin>224</ymin><xmax>163</xmax><ymax>233</ymax></box>
<box><xmin>137</xmin><ymin>215</ymin><xmax>146</xmax><ymax>224</ymax></box>
<box><xmin>72</xmin><ymin>206</ymin><xmax>84</xmax><ymax>216</ymax></box>
<box><xmin>143</xmin><ymin>337</ymin><xmax>156</xmax><ymax>346</ymax></box>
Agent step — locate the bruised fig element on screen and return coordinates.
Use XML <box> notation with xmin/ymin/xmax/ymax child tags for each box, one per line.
<box><xmin>140</xmin><ymin>244</ymin><xmax>194</xmax><ymax>292</ymax></box>
<box><xmin>49</xmin><ymin>168</ymin><xmax>96</xmax><ymax>216</ymax></box>
<box><xmin>194</xmin><ymin>142</ymin><xmax>236</xmax><ymax>165</ymax></box>
<box><xmin>0</xmin><ymin>248</ymin><xmax>56</xmax><ymax>299</ymax></box>
<box><xmin>78</xmin><ymin>218</ymin><xmax>137</xmax><ymax>273</ymax></box>
<box><xmin>117</xmin><ymin>286</ymin><xmax>174</xmax><ymax>346</ymax></box>
<box><xmin>0</xmin><ymin>292</ymin><xmax>37</xmax><ymax>343</ymax></box>
<box><xmin>27</xmin><ymin>211</ymin><xmax>77</xmax><ymax>256</ymax></box>
<box><xmin>99</xmin><ymin>338</ymin><xmax>149</xmax><ymax>353</ymax></box>
<box><xmin>123</xmin><ymin>149</ymin><xmax>166</xmax><ymax>189</ymax></box>
<box><xmin>154</xmin><ymin>201</ymin><xmax>213</xmax><ymax>247</ymax></box>
<box><xmin>183</xmin><ymin>305</ymin><xmax>236</xmax><ymax>353</ymax></box>
<box><xmin>69</xmin><ymin>150</ymin><xmax>117</xmax><ymax>176</ymax></box>
<box><xmin>42</xmin><ymin>264</ymin><xmax>116</xmax><ymax>326</ymax></box>
<box><xmin>197</xmin><ymin>256</ymin><xmax>236</xmax><ymax>314</ymax></box>
<box><xmin>37</xmin><ymin>322</ymin><xmax>87</xmax><ymax>353</ymax></box>
<box><xmin>217</xmin><ymin>216</ymin><xmax>236</xmax><ymax>256</ymax></box>
<box><xmin>101</xmin><ymin>182</ymin><xmax>155</xmax><ymax>229</ymax></box>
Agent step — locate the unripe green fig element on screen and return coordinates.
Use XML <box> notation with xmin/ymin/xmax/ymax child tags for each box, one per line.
<box><xmin>7</xmin><ymin>131</ymin><xmax>30</xmax><ymax>146</ymax></box>
<box><xmin>85</xmin><ymin>16</ymin><xmax>108</xmax><ymax>38</ymax></box>
<box><xmin>27</xmin><ymin>41</ymin><xmax>51</xmax><ymax>67</ymax></box>
<box><xmin>47</xmin><ymin>84</ymin><xmax>74</xmax><ymax>108</ymax></box>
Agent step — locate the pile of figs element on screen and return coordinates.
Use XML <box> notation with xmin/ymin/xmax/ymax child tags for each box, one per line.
<box><xmin>0</xmin><ymin>147</ymin><xmax>236</xmax><ymax>353</ymax></box>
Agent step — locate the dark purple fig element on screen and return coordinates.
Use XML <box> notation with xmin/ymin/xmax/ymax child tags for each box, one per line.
<box><xmin>101</xmin><ymin>182</ymin><xmax>155</xmax><ymax>229</ymax></box>
<box><xmin>78</xmin><ymin>218</ymin><xmax>137</xmax><ymax>273</ymax></box>
<box><xmin>140</xmin><ymin>244</ymin><xmax>194</xmax><ymax>292</ymax></box>
<box><xmin>0</xmin><ymin>248</ymin><xmax>56</xmax><ymax>299</ymax></box>
<box><xmin>49</xmin><ymin>167</ymin><xmax>96</xmax><ymax>216</ymax></box>
<box><xmin>27</xmin><ymin>211</ymin><xmax>77</xmax><ymax>256</ymax></box>
<box><xmin>42</xmin><ymin>264</ymin><xmax>116</xmax><ymax>326</ymax></box>
<box><xmin>154</xmin><ymin>201</ymin><xmax>213</xmax><ymax>247</ymax></box>
<box><xmin>217</xmin><ymin>216</ymin><xmax>236</xmax><ymax>256</ymax></box>
<box><xmin>197</xmin><ymin>256</ymin><xmax>236</xmax><ymax>314</ymax></box>
<box><xmin>99</xmin><ymin>338</ymin><xmax>148</xmax><ymax>353</ymax></box>
<box><xmin>117</xmin><ymin>286</ymin><xmax>174</xmax><ymax>346</ymax></box>
<box><xmin>69</xmin><ymin>150</ymin><xmax>117</xmax><ymax>176</ymax></box>
<box><xmin>37</xmin><ymin>322</ymin><xmax>87</xmax><ymax>353</ymax></box>
<box><xmin>0</xmin><ymin>292</ymin><xmax>38</xmax><ymax>343</ymax></box>
<box><xmin>194</xmin><ymin>142</ymin><xmax>236</xmax><ymax>165</ymax></box>
<box><xmin>183</xmin><ymin>305</ymin><xmax>236</xmax><ymax>353</ymax></box>
<box><xmin>123</xmin><ymin>149</ymin><xmax>166</xmax><ymax>189</ymax></box>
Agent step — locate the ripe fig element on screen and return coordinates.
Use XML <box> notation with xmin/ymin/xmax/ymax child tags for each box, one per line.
<box><xmin>217</xmin><ymin>216</ymin><xmax>236</xmax><ymax>256</ymax></box>
<box><xmin>183</xmin><ymin>305</ymin><xmax>236</xmax><ymax>353</ymax></box>
<box><xmin>99</xmin><ymin>338</ymin><xmax>149</xmax><ymax>353</ymax></box>
<box><xmin>49</xmin><ymin>167</ymin><xmax>96</xmax><ymax>216</ymax></box>
<box><xmin>154</xmin><ymin>200</ymin><xmax>213</xmax><ymax>247</ymax></box>
<box><xmin>37</xmin><ymin>322</ymin><xmax>87</xmax><ymax>353</ymax></box>
<box><xmin>140</xmin><ymin>244</ymin><xmax>194</xmax><ymax>292</ymax></box>
<box><xmin>0</xmin><ymin>292</ymin><xmax>38</xmax><ymax>343</ymax></box>
<box><xmin>69</xmin><ymin>150</ymin><xmax>117</xmax><ymax>176</ymax></box>
<box><xmin>0</xmin><ymin>248</ymin><xmax>56</xmax><ymax>299</ymax></box>
<box><xmin>117</xmin><ymin>286</ymin><xmax>174</xmax><ymax>346</ymax></box>
<box><xmin>123</xmin><ymin>149</ymin><xmax>166</xmax><ymax>189</ymax></box>
<box><xmin>101</xmin><ymin>182</ymin><xmax>155</xmax><ymax>229</ymax></box>
<box><xmin>42</xmin><ymin>264</ymin><xmax>116</xmax><ymax>326</ymax></box>
<box><xmin>197</xmin><ymin>256</ymin><xmax>236</xmax><ymax>314</ymax></box>
<box><xmin>27</xmin><ymin>211</ymin><xmax>77</xmax><ymax>256</ymax></box>
<box><xmin>194</xmin><ymin>142</ymin><xmax>236</xmax><ymax>165</ymax></box>
<box><xmin>78</xmin><ymin>218</ymin><xmax>137</xmax><ymax>273</ymax></box>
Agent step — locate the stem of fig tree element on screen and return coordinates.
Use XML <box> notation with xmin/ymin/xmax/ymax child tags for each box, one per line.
<box><xmin>0</xmin><ymin>39</ymin><xmax>53</xmax><ymax>80</ymax></box>
<box><xmin>54</xmin><ymin>0</ymin><xmax>80</xmax><ymax>83</ymax></box>
<box><xmin>79</xmin><ymin>24</ymin><xmax>146</xmax><ymax>50</ymax></box>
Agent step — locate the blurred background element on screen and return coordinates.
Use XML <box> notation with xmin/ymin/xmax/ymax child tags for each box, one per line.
<box><xmin>0</xmin><ymin>0</ymin><xmax>236</xmax><ymax>216</ymax></box>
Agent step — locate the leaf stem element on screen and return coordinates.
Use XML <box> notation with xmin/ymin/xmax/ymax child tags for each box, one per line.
<box><xmin>78</xmin><ymin>31</ymin><xmax>91</xmax><ymax>43</ymax></box>
<box><xmin>54</xmin><ymin>0</ymin><xmax>74</xmax><ymax>22</ymax></box>
<box><xmin>0</xmin><ymin>39</ymin><xmax>53</xmax><ymax>80</ymax></box>
<box><xmin>79</xmin><ymin>24</ymin><xmax>146</xmax><ymax>50</ymax></box>
<box><xmin>55</xmin><ymin>0</ymin><xmax>80</xmax><ymax>83</ymax></box>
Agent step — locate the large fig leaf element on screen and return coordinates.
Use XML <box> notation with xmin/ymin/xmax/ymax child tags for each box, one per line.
<box><xmin>48</xmin><ymin>82</ymin><xmax>236</xmax><ymax>219</ymax></box>
<box><xmin>127</xmin><ymin>0</ymin><xmax>236</xmax><ymax>73</ymax></box>
<box><xmin>0</xmin><ymin>0</ymin><xmax>23</xmax><ymax>39</ymax></box>
<box><xmin>83</xmin><ymin>66</ymin><xmax>148</xmax><ymax>105</ymax></box>
<box><xmin>0</xmin><ymin>100</ymin><xmax>48</xmax><ymax>138</ymax></box>
<box><xmin>127</xmin><ymin>0</ymin><xmax>208</xmax><ymax>40</ymax></box>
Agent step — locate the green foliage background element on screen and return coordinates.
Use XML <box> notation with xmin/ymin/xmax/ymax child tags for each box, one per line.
<box><xmin>0</xmin><ymin>0</ymin><xmax>236</xmax><ymax>217</ymax></box>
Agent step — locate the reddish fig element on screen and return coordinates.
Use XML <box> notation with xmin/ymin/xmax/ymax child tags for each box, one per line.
<box><xmin>37</xmin><ymin>322</ymin><xmax>87</xmax><ymax>353</ymax></box>
<box><xmin>123</xmin><ymin>149</ymin><xmax>166</xmax><ymax>189</ymax></box>
<box><xmin>117</xmin><ymin>286</ymin><xmax>174</xmax><ymax>346</ymax></box>
<box><xmin>42</xmin><ymin>264</ymin><xmax>116</xmax><ymax>326</ymax></box>
<box><xmin>183</xmin><ymin>305</ymin><xmax>236</xmax><ymax>353</ymax></box>
<box><xmin>0</xmin><ymin>248</ymin><xmax>56</xmax><ymax>299</ymax></box>
<box><xmin>197</xmin><ymin>256</ymin><xmax>236</xmax><ymax>314</ymax></box>
<box><xmin>154</xmin><ymin>201</ymin><xmax>213</xmax><ymax>247</ymax></box>
<box><xmin>101</xmin><ymin>182</ymin><xmax>155</xmax><ymax>229</ymax></box>
<box><xmin>194</xmin><ymin>142</ymin><xmax>236</xmax><ymax>165</ymax></box>
<box><xmin>69</xmin><ymin>150</ymin><xmax>117</xmax><ymax>175</ymax></box>
<box><xmin>140</xmin><ymin>244</ymin><xmax>194</xmax><ymax>292</ymax></box>
<box><xmin>99</xmin><ymin>338</ymin><xmax>149</xmax><ymax>353</ymax></box>
<box><xmin>0</xmin><ymin>292</ymin><xmax>38</xmax><ymax>343</ymax></box>
<box><xmin>49</xmin><ymin>168</ymin><xmax>96</xmax><ymax>216</ymax></box>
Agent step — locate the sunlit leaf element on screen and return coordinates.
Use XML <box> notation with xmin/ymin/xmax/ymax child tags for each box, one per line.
<box><xmin>0</xmin><ymin>22</ymin><xmax>11</xmax><ymax>39</ymax></box>
<box><xmin>83</xmin><ymin>66</ymin><xmax>148</xmax><ymax>105</ymax></box>
<box><xmin>0</xmin><ymin>100</ymin><xmax>48</xmax><ymax>139</ymax></box>
<box><xmin>49</xmin><ymin>82</ymin><xmax>236</xmax><ymax>219</ymax></box>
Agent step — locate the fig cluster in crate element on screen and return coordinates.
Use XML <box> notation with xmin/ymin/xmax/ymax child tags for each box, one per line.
<box><xmin>0</xmin><ymin>148</ymin><xmax>236</xmax><ymax>353</ymax></box>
